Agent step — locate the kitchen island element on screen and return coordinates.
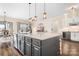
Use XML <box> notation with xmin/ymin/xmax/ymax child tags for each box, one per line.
<box><xmin>61</xmin><ymin>26</ymin><xmax>79</xmax><ymax>55</ymax></box>
<box><xmin>61</xmin><ymin>26</ymin><xmax>79</xmax><ymax>41</ymax></box>
<box><xmin>14</xmin><ymin>32</ymin><xmax>60</xmax><ymax>56</ymax></box>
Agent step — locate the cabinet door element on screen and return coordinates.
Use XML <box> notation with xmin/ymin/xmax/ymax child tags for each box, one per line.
<box><xmin>25</xmin><ymin>43</ymin><xmax>31</xmax><ymax>56</ymax></box>
<box><xmin>17</xmin><ymin>35</ymin><xmax>23</xmax><ymax>51</ymax></box>
<box><xmin>20</xmin><ymin>38</ymin><xmax>25</xmax><ymax>54</ymax></box>
<box><xmin>13</xmin><ymin>34</ymin><xmax>18</xmax><ymax>48</ymax></box>
<box><xmin>75</xmin><ymin>33</ymin><xmax>79</xmax><ymax>41</ymax></box>
<box><xmin>15</xmin><ymin>34</ymin><xmax>18</xmax><ymax>48</ymax></box>
<box><xmin>18</xmin><ymin>39</ymin><xmax>21</xmax><ymax>51</ymax></box>
<box><xmin>32</xmin><ymin>45</ymin><xmax>40</xmax><ymax>56</ymax></box>
<box><xmin>24</xmin><ymin>37</ymin><xmax>32</xmax><ymax>56</ymax></box>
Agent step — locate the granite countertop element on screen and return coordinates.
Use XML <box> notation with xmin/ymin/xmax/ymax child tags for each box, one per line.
<box><xmin>18</xmin><ymin>32</ymin><xmax>60</xmax><ymax>40</ymax></box>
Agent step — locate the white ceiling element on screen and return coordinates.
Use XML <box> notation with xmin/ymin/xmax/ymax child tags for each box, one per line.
<box><xmin>0</xmin><ymin>3</ymin><xmax>78</xmax><ymax>19</ymax></box>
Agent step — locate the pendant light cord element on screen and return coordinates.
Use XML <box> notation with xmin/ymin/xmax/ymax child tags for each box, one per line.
<box><xmin>44</xmin><ymin>0</ymin><xmax>45</xmax><ymax>12</ymax></box>
<box><xmin>35</xmin><ymin>0</ymin><xmax>36</xmax><ymax>17</ymax></box>
<box><xmin>4</xmin><ymin>11</ymin><xmax>6</xmax><ymax>29</ymax></box>
<box><xmin>43</xmin><ymin>0</ymin><xmax>47</xmax><ymax>19</ymax></box>
<box><xmin>29</xmin><ymin>3</ymin><xmax>31</xmax><ymax>18</ymax></box>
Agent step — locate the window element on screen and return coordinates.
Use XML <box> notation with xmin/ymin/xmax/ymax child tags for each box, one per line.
<box><xmin>0</xmin><ymin>21</ymin><xmax>13</xmax><ymax>34</ymax></box>
<box><xmin>17</xmin><ymin>23</ymin><xmax>32</xmax><ymax>33</ymax></box>
<box><xmin>0</xmin><ymin>24</ymin><xmax>5</xmax><ymax>29</ymax></box>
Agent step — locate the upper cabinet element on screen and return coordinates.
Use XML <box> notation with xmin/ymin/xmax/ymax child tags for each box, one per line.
<box><xmin>64</xmin><ymin>5</ymin><xmax>79</xmax><ymax>26</ymax></box>
<box><xmin>64</xmin><ymin>17</ymin><xmax>79</xmax><ymax>26</ymax></box>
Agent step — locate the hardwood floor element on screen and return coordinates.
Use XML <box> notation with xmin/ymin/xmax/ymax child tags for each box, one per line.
<box><xmin>0</xmin><ymin>39</ymin><xmax>79</xmax><ymax>56</ymax></box>
<box><xmin>0</xmin><ymin>47</ymin><xmax>22</xmax><ymax>56</ymax></box>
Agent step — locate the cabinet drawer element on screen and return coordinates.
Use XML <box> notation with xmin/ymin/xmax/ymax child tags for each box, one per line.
<box><xmin>32</xmin><ymin>39</ymin><xmax>41</xmax><ymax>46</ymax></box>
<box><xmin>25</xmin><ymin>37</ymin><xmax>31</xmax><ymax>43</ymax></box>
<box><xmin>32</xmin><ymin>45</ymin><xmax>41</xmax><ymax>56</ymax></box>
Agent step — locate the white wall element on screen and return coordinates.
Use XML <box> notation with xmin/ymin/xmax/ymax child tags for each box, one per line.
<box><xmin>0</xmin><ymin>3</ymin><xmax>76</xmax><ymax>19</ymax></box>
<box><xmin>32</xmin><ymin>16</ymin><xmax>64</xmax><ymax>33</ymax></box>
<box><xmin>0</xmin><ymin>3</ymin><xmax>78</xmax><ymax>34</ymax></box>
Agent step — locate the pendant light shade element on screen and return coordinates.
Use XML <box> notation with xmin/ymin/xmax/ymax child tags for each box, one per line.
<box><xmin>32</xmin><ymin>16</ymin><xmax>37</xmax><ymax>21</ymax></box>
<box><xmin>43</xmin><ymin>0</ymin><xmax>47</xmax><ymax>19</ymax></box>
<box><xmin>43</xmin><ymin>11</ymin><xmax>47</xmax><ymax>19</ymax></box>
<box><xmin>31</xmin><ymin>0</ymin><xmax>37</xmax><ymax>21</ymax></box>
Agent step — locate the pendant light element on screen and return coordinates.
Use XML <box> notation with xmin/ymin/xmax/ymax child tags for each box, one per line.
<box><xmin>28</xmin><ymin>3</ymin><xmax>32</xmax><ymax>33</ymax></box>
<box><xmin>28</xmin><ymin>3</ymin><xmax>32</xmax><ymax>20</ymax></box>
<box><xmin>65</xmin><ymin>5</ymin><xmax>78</xmax><ymax>23</ymax></box>
<box><xmin>43</xmin><ymin>0</ymin><xmax>47</xmax><ymax>19</ymax></box>
<box><xmin>2</xmin><ymin>11</ymin><xmax>9</xmax><ymax>37</ymax></box>
<box><xmin>70</xmin><ymin>5</ymin><xmax>78</xmax><ymax>24</ymax></box>
<box><xmin>32</xmin><ymin>0</ymin><xmax>37</xmax><ymax>21</ymax></box>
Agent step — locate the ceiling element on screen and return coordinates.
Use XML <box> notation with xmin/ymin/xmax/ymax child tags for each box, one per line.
<box><xmin>0</xmin><ymin>3</ymin><xmax>78</xmax><ymax>20</ymax></box>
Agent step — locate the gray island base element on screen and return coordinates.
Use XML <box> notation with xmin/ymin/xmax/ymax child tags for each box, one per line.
<box><xmin>15</xmin><ymin>32</ymin><xmax>60</xmax><ymax>56</ymax></box>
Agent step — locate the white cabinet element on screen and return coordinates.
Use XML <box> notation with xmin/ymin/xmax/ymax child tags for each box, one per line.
<box><xmin>71</xmin><ymin>32</ymin><xmax>79</xmax><ymax>41</ymax></box>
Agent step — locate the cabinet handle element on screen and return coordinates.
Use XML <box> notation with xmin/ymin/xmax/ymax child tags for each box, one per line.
<box><xmin>26</xmin><ymin>44</ymin><xmax>31</xmax><ymax>46</ymax></box>
<box><xmin>34</xmin><ymin>47</ymin><xmax>39</xmax><ymax>50</ymax></box>
<box><xmin>33</xmin><ymin>45</ymin><xmax>40</xmax><ymax>49</ymax></box>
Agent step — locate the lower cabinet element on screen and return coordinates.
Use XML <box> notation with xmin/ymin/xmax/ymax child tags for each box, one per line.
<box><xmin>20</xmin><ymin>38</ymin><xmax>25</xmax><ymax>53</ymax></box>
<box><xmin>16</xmin><ymin>34</ymin><xmax>25</xmax><ymax>55</ymax></box>
<box><xmin>24</xmin><ymin>43</ymin><xmax>32</xmax><ymax>56</ymax></box>
<box><xmin>16</xmin><ymin>34</ymin><xmax>60</xmax><ymax>56</ymax></box>
<box><xmin>30</xmin><ymin>36</ymin><xmax>60</xmax><ymax>56</ymax></box>
<box><xmin>32</xmin><ymin>45</ymin><xmax>41</xmax><ymax>56</ymax></box>
<box><xmin>13</xmin><ymin>34</ymin><xmax>18</xmax><ymax>49</ymax></box>
<box><xmin>24</xmin><ymin>37</ymin><xmax>32</xmax><ymax>56</ymax></box>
